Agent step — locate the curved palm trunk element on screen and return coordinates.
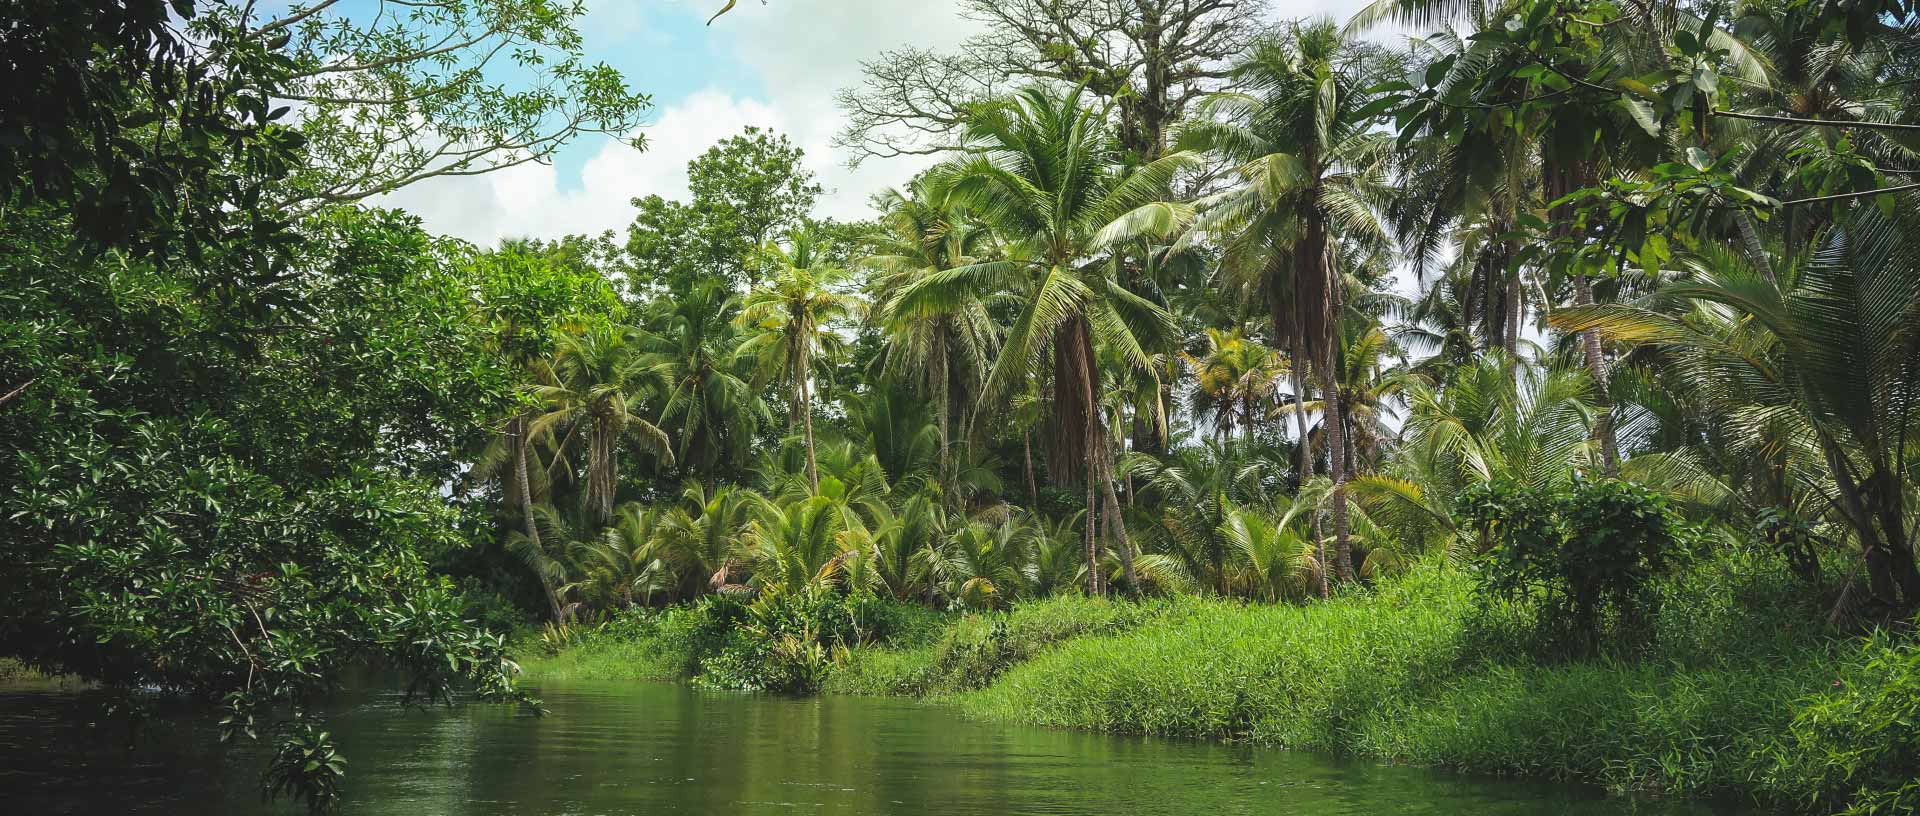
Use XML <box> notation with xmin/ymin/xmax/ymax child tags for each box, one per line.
<box><xmin>512</xmin><ymin>415</ymin><xmax>564</xmax><ymax>622</ymax></box>
<box><xmin>1024</xmin><ymin>430</ymin><xmax>1040</xmax><ymax>510</ymax></box>
<box><xmin>1060</xmin><ymin>316</ymin><xmax>1106</xmax><ymax>596</ymax></box>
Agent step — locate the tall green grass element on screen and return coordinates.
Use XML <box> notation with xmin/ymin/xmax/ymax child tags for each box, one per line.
<box><xmin>522</xmin><ymin>554</ymin><xmax>1918</xmax><ymax>813</ymax></box>
<box><xmin>823</xmin><ymin>594</ymin><xmax>1187</xmax><ymax>696</ymax></box>
<box><xmin>956</xmin><ymin>558</ymin><xmax>1896</xmax><ymax>810</ymax></box>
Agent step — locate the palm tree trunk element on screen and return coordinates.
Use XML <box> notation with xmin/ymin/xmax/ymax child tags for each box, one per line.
<box><xmin>1065</xmin><ymin>317</ymin><xmax>1105</xmax><ymax>596</ymax></box>
<box><xmin>1100</xmin><ymin>440</ymin><xmax>1137</xmax><ymax>593</ymax></box>
<box><xmin>934</xmin><ymin>325</ymin><xmax>951</xmax><ymax>485</ymax></box>
<box><xmin>1024</xmin><ymin>430</ymin><xmax>1039</xmax><ymax>510</ymax></box>
<box><xmin>1286</xmin><ymin>330</ymin><xmax>1328</xmax><ymax>600</ymax></box>
<box><xmin>1085</xmin><ymin>453</ymin><xmax>1101</xmax><ymax>596</ymax></box>
<box><xmin>797</xmin><ymin>339</ymin><xmax>819</xmax><ymax>491</ymax></box>
<box><xmin>513</xmin><ymin>416</ymin><xmax>564</xmax><ymax>622</ymax></box>
<box><xmin>1505</xmin><ymin>264</ymin><xmax>1521</xmax><ymax>354</ymax></box>
<box><xmin>1573</xmin><ymin>270</ymin><xmax>1619</xmax><ymax>474</ymax></box>
<box><xmin>1322</xmin><ymin>364</ymin><xmax>1354</xmax><ymax>582</ymax></box>
<box><xmin>1549</xmin><ymin>160</ymin><xmax>1620</xmax><ymax>474</ymax></box>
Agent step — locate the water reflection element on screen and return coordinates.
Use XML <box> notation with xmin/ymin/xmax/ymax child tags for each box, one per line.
<box><xmin>0</xmin><ymin>680</ymin><xmax>1741</xmax><ymax>815</ymax></box>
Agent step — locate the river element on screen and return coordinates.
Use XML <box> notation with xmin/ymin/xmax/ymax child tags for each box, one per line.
<box><xmin>0</xmin><ymin>679</ymin><xmax>1741</xmax><ymax>814</ymax></box>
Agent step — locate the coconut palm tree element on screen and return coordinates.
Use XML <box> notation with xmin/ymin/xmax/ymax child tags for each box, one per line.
<box><xmin>1185</xmin><ymin>327</ymin><xmax>1285</xmax><ymax>442</ymax></box>
<box><xmin>1554</xmin><ymin>203</ymin><xmax>1920</xmax><ymax>607</ymax></box>
<box><xmin>1181</xmin><ymin>21</ymin><xmax>1400</xmax><ymax>580</ymax></box>
<box><xmin>529</xmin><ymin>320</ymin><xmax>674</xmax><ymax>520</ymax></box>
<box><xmin>739</xmin><ymin>228</ymin><xmax>864</xmax><ymax>491</ymax></box>
<box><xmin>638</xmin><ymin>281</ymin><xmax>767</xmax><ymax>483</ymax></box>
<box><xmin>1349</xmin><ymin>350</ymin><xmax>1598</xmax><ymax>559</ymax></box>
<box><xmin>656</xmin><ymin>481</ymin><xmax>755</xmax><ymax>600</ymax></box>
<box><xmin>1123</xmin><ymin>438</ymin><xmax>1289</xmax><ymax>595</ymax></box>
<box><xmin>868</xmin><ymin>179</ymin><xmax>1001</xmax><ymax>487</ymax></box>
<box><xmin>897</xmin><ymin>85</ymin><xmax>1199</xmax><ymax>594</ymax></box>
<box><xmin>742</xmin><ymin>492</ymin><xmax>864</xmax><ymax>595</ymax></box>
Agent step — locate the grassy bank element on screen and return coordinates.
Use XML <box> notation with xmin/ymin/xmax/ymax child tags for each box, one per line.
<box><xmin>522</xmin><ymin>557</ymin><xmax>1918</xmax><ymax>814</ymax></box>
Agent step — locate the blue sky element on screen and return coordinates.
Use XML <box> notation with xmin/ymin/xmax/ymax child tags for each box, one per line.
<box><xmin>351</xmin><ymin>0</ymin><xmax>1379</xmax><ymax>246</ymax></box>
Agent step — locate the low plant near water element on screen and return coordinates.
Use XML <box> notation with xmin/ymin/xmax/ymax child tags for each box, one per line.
<box><xmin>1457</xmin><ymin>478</ymin><xmax>1697</xmax><ymax>656</ymax></box>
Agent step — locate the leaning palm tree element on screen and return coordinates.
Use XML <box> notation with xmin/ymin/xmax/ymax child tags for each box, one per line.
<box><xmin>1554</xmin><ymin>203</ymin><xmax>1920</xmax><ymax>608</ymax></box>
<box><xmin>1181</xmin><ymin>21</ymin><xmax>1400</xmax><ymax>581</ymax></box>
<box><xmin>739</xmin><ymin>229</ymin><xmax>864</xmax><ymax>491</ymax></box>
<box><xmin>530</xmin><ymin>320</ymin><xmax>674</xmax><ymax>520</ymax></box>
<box><xmin>867</xmin><ymin>179</ymin><xmax>1001</xmax><ymax>487</ymax></box>
<box><xmin>898</xmin><ymin>85</ymin><xmax>1199</xmax><ymax>595</ymax></box>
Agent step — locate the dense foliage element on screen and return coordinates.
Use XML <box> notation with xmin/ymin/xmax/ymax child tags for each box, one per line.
<box><xmin>7</xmin><ymin>0</ymin><xmax>1920</xmax><ymax>812</ymax></box>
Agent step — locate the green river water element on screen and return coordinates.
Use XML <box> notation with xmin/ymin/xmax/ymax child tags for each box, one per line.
<box><xmin>0</xmin><ymin>679</ymin><xmax>1745</xmax><ymax>815</ymax></box>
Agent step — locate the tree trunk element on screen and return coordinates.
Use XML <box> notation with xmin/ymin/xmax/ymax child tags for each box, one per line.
<box><xmin>1024</xmin><ymin>430</ymin><xmax>1039</xmax><ymax>510</ymax></box>
<box><xmin>1504</xmin><ymin>263</ymin><xmax>1522</xmax><ymax>354</ymax></box>
<box><xmin>1059</xmin><ymin>316</ymin><xmax>1105</xmax><ymax>596</ymax></box>
<box><xmin>513</xmin><ymin>415</ymin><xmax>564</xmax><ymax>622</ymax></box>
<box><xmin>934</xmin><ymin>326</ymin><xmax>950</xmax><ymax>486</ymax></box>
<box><xmin>1572</xmin><ymin>269</ymin><xmax>1619</xmax><ymax>474</ymax></box>
<box><xmin>1322</xmin><ymin>365</ymin><xmax>1354</xmax><ymax>582</ymax></box>
<box><xmin>1548</xmin><ymin>160</ymin><xmax>1619</xmax><ymax>474</ymax></box>
<box><xmin>798</xmin><ymin>339</ymin><xmax>819</xmax><ymax>491</ymax></box>
<box><xmin>1285</xmin><ymin>328</ymin><xmax>1328</xmax><ymax>600</ymax></box>
<box><xmin>1100</xmin><ymin>440</ymin><xmax>1137</xmax><ymax>593</ymax></box>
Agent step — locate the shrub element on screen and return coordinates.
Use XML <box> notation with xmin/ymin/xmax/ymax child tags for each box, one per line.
<box><xmin>1457</xmin><ymin>477</ymin><xmax>1695</xmax><ymax>655</ymax></box>
<box><xmin>1768</xmin><ymin>633</ymin><xmax>1920</xmax><ymax>815</ymax></box>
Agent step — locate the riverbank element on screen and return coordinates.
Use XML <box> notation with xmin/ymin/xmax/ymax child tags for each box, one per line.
<box><xmin>519</xmin><ymin>557</ymin><xmax>1919</xmax><ymax>815</ymax></box>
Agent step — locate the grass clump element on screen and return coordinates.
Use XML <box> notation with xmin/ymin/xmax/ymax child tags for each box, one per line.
<box><xmin>519</xmin><ymin>589</ymin><xmax>949</xmax><ymax>691</ymax></box>
<box><xmin>955</xmin><ymin>556</ymin><xmax>1901</xmax><ymax>810</ymax></box>
<box><xmin>823</xmin><ymin>594</ymin><xmax>1185</xmax><ymax>696</ymax></box>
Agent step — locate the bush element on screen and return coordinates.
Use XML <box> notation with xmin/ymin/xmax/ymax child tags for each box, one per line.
<box><xmin>1767</xmin><ymin>633</ymin><xmax>1920</xmax><ymax>815</ymax></box>
<box><xmin>1457</xmin><ymin>477</ymin><xmax>1696</xmax><ymax>655</ymax></box>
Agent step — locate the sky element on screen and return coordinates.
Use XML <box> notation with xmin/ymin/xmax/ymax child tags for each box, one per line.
<box><xmin>373</xmin><ymin>0</ymin><xmax>1384</xmax><ymax>248</ymax></box>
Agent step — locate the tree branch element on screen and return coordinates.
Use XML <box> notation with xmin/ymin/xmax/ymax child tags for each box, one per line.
<box><xmin>1713</xmin><ymin>110</ymin><xmax>1920</xmax><ymax>132</ymax></box>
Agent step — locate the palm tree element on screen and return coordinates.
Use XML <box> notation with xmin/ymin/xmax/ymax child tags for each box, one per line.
<box><xmin>1220</xmin><ymin>501</ymin><xmax>1322</xmax><ymax>602</ymax></box>
<box><xmin>1350</xmin><ymin>350</ymin><xmax>1598</xmax><ymax>559</ymax></box>
<box><xmin>656</xmin><ymin>481</ymin><xmax>755</xmax><ymax>600</ymax></box>
<box><xmin>638</xmin><ymin>281</ymin><xmax>766</xmax><ymax>483</ymax></box>
<box><xmin>1283</xmin><ymin>319</ymin><xmax>1405</xmax><ymax>473</ymax></box>
<box><xmin>506</xmin><ymin>502</ymin><xmax>596</xmax><ymax>622</ymax></box>
<box><xmin>1123</xmin><ymin>439</ymin><xmax>1289</xmax><ymax>595</ymax></box>
<box><xmin>530</xmin><ymin>319</ymin><xmax>674</xmax><ymax>521</ymax></box>
<box><xmin>1182</xmin><ymin>22</ymin><xmax>1399</xmax><ymax>580</ymax></box>
<box><xmin>899</xmin><ymin>85</ymin><xmax>1199</xmax><ymax>594</ymax></box>
<box><xmin>1554</xmin><ymin>203</ymin><xmax>1920</xmax><ymax>607</ymax></box>
<box><xmin>743</xmin><ymin>492</ymin><xmax>864</xmax><ymax>595</ymax></box>
<box><xmin>739</xmin><ymin>228</ymin><xmax>863</xmax><ymax>491</ymax></box>
<box><xmin>568</xmin><ymin>503</ymin><xmax>672</xmax><ymax>609</ymax></box>
<box><xmin>868</xmin><ymin>179</ymin><xmax>1001</xmax><ymax>488</ymax></box>
<box><xmin>1185</xmin><ymin>327</ymin><xmax>1285</xmax><ymax>442</ymax></box>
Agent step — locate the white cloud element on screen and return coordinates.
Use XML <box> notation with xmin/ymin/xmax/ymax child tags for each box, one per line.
<box><xmin>382</xmin><ymin>0</ymin><xmax>1405</xmax><ymax>246</ymax></box>
<box><xmin>375</xmin><ymin>90</ymin><xmax>789</xmax><ymax>245</ymax></box>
